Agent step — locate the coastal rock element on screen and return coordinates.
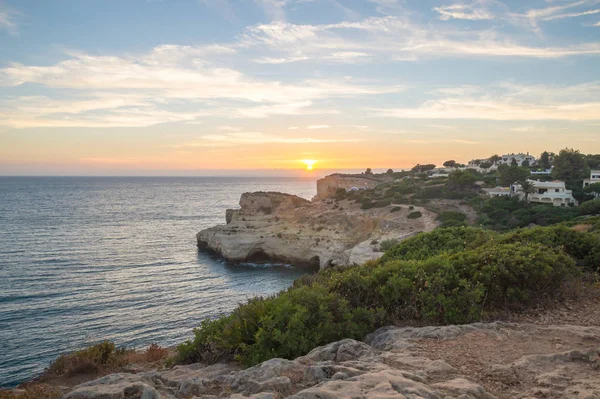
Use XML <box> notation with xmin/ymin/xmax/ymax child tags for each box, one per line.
<box><xmin>64</xmin><ymin>373</ymin><xmax>160</xmax><ymax>399</ymax></box>
<box><xmin>61</xmin><ymin>319</ymin><xmax>600</xmax><ymax>399</ymax></box>
<box><xmin>197</xmin><ymin>191</ymin><xmax>437</xmax><ymax>269</ymax></box>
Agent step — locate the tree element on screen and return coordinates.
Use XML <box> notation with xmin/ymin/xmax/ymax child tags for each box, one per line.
<box><xmin>411</xmin><ymin>164</ymin><xmax>436</xmax><ymax>174</ymax></box>
<box><xmin>519</xmin><ymin>180</ymin><xmax>535</xmax><ymax>202</ymax></box>
<box><xmin>365</xmin><ymin>168</ymin><xmax>373</xmax><ymax>175</ymax></box>
<box><xmin>448</xmin><ymin>170</ymin><xmax>477</xmax><ymax>190</ymax></box>
<box><xmin>499</xmin><ymin>165</ymin><xmax>530</xmax><ymax>186</ymax></box>
<box><xmin>479</xmin><ymin>162</ymin><xmax>492</xmax><ymax>169</ymax></box>
<box><xmin>584</xmin><ymin>154</ymin><xmax>600</xmax><ymax>170</ymax></box>
<box><xmin>539</xmin><ymin>151</ymin><xmax>551</xmax><ymax>170</ymax></box>
<box><xmin>443</xmin><ymin>160</ymin><xmax>457</xmax><ymax>168</ymax></box>
<box><xmin>584</xmin><ymin>182</ymin><xmax>600</xmax><ymax>196</ymax></box>
<box><xmin>552</xmin><ymin>148</ymin><xmax>588</xmax><ymax>185</ymax></box>
<box><xmin>490</xmin><ymin>155</ymin><xmax>501</xmax><ymax>165</ymax></box>
<box><xmin>511</xmin><ymin>158</ymin><xmax>518</xmax><ymax>167</ymax></box>
<box><xmin>522</xmin><ymin>160</ymin><xmax>530</xmax><ymax>168</ymax></box>
<box><xmin>386</xmin><ymin>169</ymin><xmax>394</xmax><ymax>175</ymax></box>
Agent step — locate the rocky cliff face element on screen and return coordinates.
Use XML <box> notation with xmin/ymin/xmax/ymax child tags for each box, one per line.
<box><xmin>61</xmin><ymin>319</ymin><xmax>600</xmax><ymax>398</ymax></box>
<box><xmin>314</xmin><ymin>174</ymin><xmax>390</xmax><ymax>201</ymax></box>
<box><xmin>196</xmin><ymin>192</ymin><xmax>437</xmax><ymax>269</ymax></box>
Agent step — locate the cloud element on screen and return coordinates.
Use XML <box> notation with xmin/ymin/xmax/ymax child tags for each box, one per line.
<box><xmin>241</xmin><ymin>16</ymin><xmax>600</xmax><ymax>61</ymax></box>
<box><xmin>433</xmin><ymin>2</ymin><xmax>495</xmax><ymax>21</ymax></box>
<box><xmin>0</xmin><ymin>3</ymin><xmax>19</xmax><ymax>35</ymax></box>
<box><xmin>217</xmin><ymin>125</ymin><xmax>243</xmax><ymax>131</ymax></box>
<box><xmin>372</xmin><ymin>82</ymin><xmax>600</xmax><ymax>121</ymax></box>
<box><xmin>510</xmin><ymin>125</ymin><xmax>547</xmax><ymax>132</ymax></box>
<box><xmin>307</xmin><ymin>124</ymin><xmax>330</xmax><ymax>129</ymax></box>
<box><xmin>511</xmin><ymin>0</ymin><xmax>600</xmax><ymax>32</ymax></box>
<box><xmin>0</xmin><ymin>46</ymin><xmax>402</xmax><ymax>127</ymax></box>
<box><xmin>175</xmin><ymin>132</ymin><xmax>360</xmax><ymax>147</ymax></box>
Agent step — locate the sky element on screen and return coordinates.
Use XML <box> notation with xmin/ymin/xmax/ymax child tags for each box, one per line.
<box><xmin>0</xmin><ymin>0</ymin><xmax>599</xmax><ymax>176</ymax></box>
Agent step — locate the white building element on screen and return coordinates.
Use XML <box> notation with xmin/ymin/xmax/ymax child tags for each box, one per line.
<box><xmin>511</xmin><ymin>179</ymin><xmax>577</xmax><ymax>207</ymax></box>
<box><xmin>499</xmin><ymin>153</ymin><xmax>536</xmax><ymax>167</ymax></box>
<box><xmin>482</xmin><ymin>186</ymin><xmax>511</xmax><ymax>198</ymax></box>
<box><xmin>583</xmin><ymin>170</ymin><xmax>600</xmax><ymax>197</ymax></box>
<box><xmin>583</xmin><ymin>170</ymin><xmax>600</xmax><ymax>188</ymax></box>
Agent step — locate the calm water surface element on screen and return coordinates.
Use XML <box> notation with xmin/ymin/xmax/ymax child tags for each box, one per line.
<box><xmin>0</xmin><ymin>177</ymin><xmax>316</xmax><ymax>387</ymax></box>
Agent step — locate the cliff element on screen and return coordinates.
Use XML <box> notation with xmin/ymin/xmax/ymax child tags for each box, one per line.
<box><xmin>196</xmin><ymin>191</ymin><xmax>437</xmax><ymax>269</ymax></box>
<box><xmin>314</xmin><ymin>173</ymin><xmax>392</xmax><ymax>201</ymax></box>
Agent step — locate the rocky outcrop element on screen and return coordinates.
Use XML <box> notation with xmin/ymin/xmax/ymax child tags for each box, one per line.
<box><xmin>314</xmin><ymin>174</ymin><xmax>389</xmax><ymax>201</ymax></box>
<box><xmin>60</xmin><ymin>321</ymin><xmax>600</xmax><ymax>398</ymax></box>
<box><xmin>197</xmin><ymin>191</ymin><xmax>437</xmax><ymax>269</ymax></box>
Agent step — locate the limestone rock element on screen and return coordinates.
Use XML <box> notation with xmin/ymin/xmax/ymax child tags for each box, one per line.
<box><xmin>197</xmin><ymin>191</ymin><xmax>437</xmax><ymax>269</ymax></box>
<box><xmin>64</xmin><ymin>373</ymin><xmax>160</xmax><ymax>399</ymax></box>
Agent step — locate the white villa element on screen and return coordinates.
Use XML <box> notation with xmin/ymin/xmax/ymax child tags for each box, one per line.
<box><xmin>583</xmin><ymin>170</ymin><xmax>600</xmax><ymax>197</ymax></box>
<box><xmin>498</xmin><ymin>153</ymin><xmax>536</xmax><ymax>167</ymax></box>
<box><xmin>583</xmin><ymin>170</ymin><xmax>600</xmax><ymax>188</ymax></box>
<box><xmin>511</xmin><ymin>179</ymin><xmax>577</xmax><ymax>207</ymax></box>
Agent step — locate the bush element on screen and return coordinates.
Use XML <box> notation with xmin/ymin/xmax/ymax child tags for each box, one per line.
<box><xmin>177</xmin><ymin>285</ymin><xmax>380</xmax><ymax>366</ymax></box>
<box><xmin>436</xmin><ymin>211</ymin><xmax>467</xmax><ymax>228</ymax></box>
<box><xmin>379</xmin><ymin>239</ymin><xmax>400</xmax><ymax>252</ymax></box>
<box><xmin>407</xmin><ymin>211</ymin><xmax>422</xmax><ymax>219</ymax></box>
<box><xmin>390</xmin><ymin>206</ymin><xmax>402</xmax><ymax>213</ymax></box>
<box><xmin>46</xmin><ymin>341</ymin><xmax>118</xmax><ymax>378</ymax></box>
<box><xmin>499</xmin><ymin>225</ymin><xmax>600</xmax><ymax>271</ymax></box>
<box><xmin>43</xmin><ymin>341</ymin><xmax>169</xmax><ymax>380</ymax></box>
<box><xmin>328</xmin><ymin>243</ymin><xmax>578</xmax><ymax>324</ymax></box>
<box><xmin>580</xmin><ymin>199</ymin><xmax>600</xmax><ymax>215</ymax></box>
<box><xmin>478</xmin><ymin>197</ymin><xmax>579</xmax><ymax>231</ymax></box>
<box><xmin>381</xmin><ymin>227</ymin><xmax>494</xmax><ymax>262</ymax></box>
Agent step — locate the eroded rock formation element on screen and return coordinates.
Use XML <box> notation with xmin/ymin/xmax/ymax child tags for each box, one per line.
<box><xmin>196</xmin><ymin>192</ymin><xmax>437</xmax><ymax>269</ymax></box>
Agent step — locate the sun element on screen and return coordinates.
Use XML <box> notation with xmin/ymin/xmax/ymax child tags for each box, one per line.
<box><xmin>301</xmin><ymin>159</ymin><xmax>317</xmax><ymax>171</ymax></box>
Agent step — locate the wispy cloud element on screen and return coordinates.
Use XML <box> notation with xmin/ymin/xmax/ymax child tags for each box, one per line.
<box><xmin>174</xmin><ymin>132</ymin><xmax>360</xmax><ymax>147</ymax></box>
<box><xmin>433</xmin><ymin>2</ymin><xmax>495</xmax><ymax>21</ymax></box>
<box><xmin>241</xmin><ymin>16</ymin><xmax>600</xmax><ymax>61</ymax></box>
<box><xmin>307</xmin><ymin>124</ymin><xmax>330</xmax><ymax>129</ymax></box>
<box><xmin>0</xmin><ymin>46</ymin><xmax>401</xmax><ymax>127</ymax></box>
<box><xmin>372</xmin><ymin>82</ymin><xmax>600</xmax><ymax>121</ymax></box>
<box><xmin>0</xmin><ymin>3</ymin><xmax>20</xmax><ymax>35</ymax></box>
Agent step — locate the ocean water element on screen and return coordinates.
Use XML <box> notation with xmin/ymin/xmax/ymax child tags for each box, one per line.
<box><xmin>0</xmin><ymin>176</ymin><xmax>316</xmax><ymax>388</ymax></box>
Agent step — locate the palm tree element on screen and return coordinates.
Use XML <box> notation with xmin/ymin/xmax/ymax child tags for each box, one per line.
<box><xmin>489</xmin><ymin>154</ymin><xmax>501</xmax><ymax>165</ymax></box>
<box><xmin>519</xmin><ymin>180</ymin><xmax>536</xmax><ymax>203</ymax></box>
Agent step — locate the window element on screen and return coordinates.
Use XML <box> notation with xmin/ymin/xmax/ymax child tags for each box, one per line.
<box><xmin>555</xmin><ymin>189</ymin><xmax>560</xmax><ymax>192</ymax></box>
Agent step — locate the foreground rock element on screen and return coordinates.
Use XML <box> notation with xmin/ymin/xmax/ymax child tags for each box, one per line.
<box><xmin>60</xmin><ymin>319</ymin><xmax>600</xmax><ymax>398</ymax></box>
<box><xmin>197</xmin><ymin>192</ymin><xmax>437</xmax><ymax>269</ymax></box>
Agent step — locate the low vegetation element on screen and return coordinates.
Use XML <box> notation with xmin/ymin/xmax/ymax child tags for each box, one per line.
<box><xmin>36</xmin><ymin>341</ymin><xmax>169</xmax><ymax>382</ymax></box>
<box><xmin>175</xmin><ymin>225</ymin><xmax>597</xmax><ymax>368</ymax></box>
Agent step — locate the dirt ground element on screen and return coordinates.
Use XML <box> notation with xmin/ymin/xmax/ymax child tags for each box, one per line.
<box><xmin>412</xmin><ymin>292</ymin><xmax>600</xmax><ymax>398</ymax></box>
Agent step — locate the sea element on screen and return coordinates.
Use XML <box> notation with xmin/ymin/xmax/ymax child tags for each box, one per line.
<box><xmin>0</xmin><ymin>176</ymin><xmax>316</xmax><ymax>388</ymax></box>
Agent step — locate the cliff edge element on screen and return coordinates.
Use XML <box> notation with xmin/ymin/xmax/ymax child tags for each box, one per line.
<box><xmin>196</xmin><ymin>191</ymin><xmax>437</xmax><ymax>269</ymax></box>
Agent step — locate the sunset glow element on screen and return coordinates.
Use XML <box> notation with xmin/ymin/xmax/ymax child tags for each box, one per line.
<box><xmin>302</xmin><ymin>159</ymin><xmax>317</xmax><ymax>171</ymax></box>
<box><xmin>1</xmin><ymin>1</ymin><xmax>599</xmax><ymax>176</ymax></box>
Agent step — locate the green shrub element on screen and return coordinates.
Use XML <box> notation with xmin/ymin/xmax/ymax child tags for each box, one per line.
<box><xmin>381</xmin><ymin>227</ymin><xmax>494</xmax><ymax>262</ymax></box>
<box><xmin>580</xmin><ymin>199</ymin><xmax>600</xmax><ymax>215</ymax></box>
<box><xmin>436</xmin><ymin>211</ymin><xmax>467</xmax><ymax>228</ymax></box>
<box><xmin>407</xmin><ymin>211</ymin><xmax>422</xmax><ymax>219</ymax></box>
<box><xmin>329</xmin><ymin>243</ymin><xmax>578</xmax><ymax>324</ymax></box>
<box><xmin>478</xmin><ymin>197</ymin><xmax>579</xmax><ymax>231</ymax></box>
<box><xmin>177</xmin><ymin>285</ymin><xmax>380</xmax><ymax>366</ymax></box>
<box><xmin>379</xmin><ymin>239</ymin><xmax>400</xmax><ymax>252</ymax></box>
<box><xmin>499</xmin><ymin>225</ymin><xmax>600</xmax><ymax>271</ymax></box>
<box><xmin>390</xmin><ymin>206</ymin><xmax>402</xmax><ymax>213</ymax></box>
